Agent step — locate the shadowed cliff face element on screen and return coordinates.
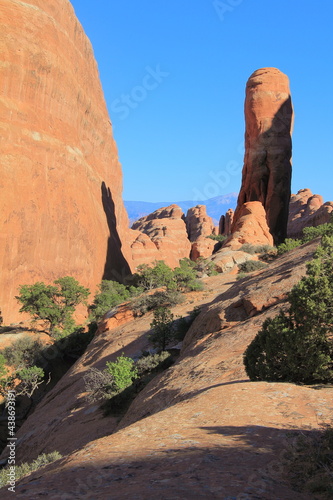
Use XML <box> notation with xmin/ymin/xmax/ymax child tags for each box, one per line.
<box><xmin>101</xmin><ymin>182</ymin><xmax>131</xmax><ymax>281</ymax></box>
<box><xmin>0</xmin><ymin>0</ymin><xmax>131</xmax><ymax>322</ymax></box>
<box><xmin>234</xmin><ymin>68</ymin><xmax>293</xmax><ymax>245</ymax></box>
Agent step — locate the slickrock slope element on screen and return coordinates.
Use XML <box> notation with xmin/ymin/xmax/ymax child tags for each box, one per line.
<box><xmin>234</xmin><ymin>67</ymin><xmax>293</xmax><ymax>245</ymax></box>
<box><xmin>131</xmin><ymin>205</ymin><xmax>191</xmax><ymax>267</ymax></box>
<box><xmin>0</xmin><ymin>0</ymin><xmax>139</xmax><ymax>322</ymax></box>
<box><xmin>186</xmin><ymin>205</ymin><xmax>216</xmax><ymax>259</ymax></box>
<box><xmin>288</xmin><ymin>188</ymin><xmax>333</xmax><ymax>238</ymax></box>
<box><xmin>3</xmin><ymin>239</ymin><xmax>332</xmax><ymax>499</ymax></box>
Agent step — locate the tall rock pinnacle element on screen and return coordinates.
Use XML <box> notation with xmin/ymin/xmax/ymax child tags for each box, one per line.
<box><xmin>234</xmin><ymin>67</ymin><xmax>293</xmax><ymax>244</ymax></box>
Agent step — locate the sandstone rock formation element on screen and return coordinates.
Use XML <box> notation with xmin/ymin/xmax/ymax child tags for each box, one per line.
<box><xmin>127</xmin><ymin>231</ymin><xmax>161</xmax><ymax>267</ymax></box>
<box><xmin>225</xmin><ymin>201</ymin><xmax>274</xmax><ymax>250</ymax></box>
<box><xmin>185</xmin><ymin>205</ymin><xmax>216</xmax><ymax>260</ymax></box>
<box><xmin>0</xmin><ymin>0</ymin><xmax>141</xmax><ymax>322</ymax></box>
<box><xmin>288</xmin><ymin>188</ymin><xmax>333</xmax><ymax>238</ymax></box>
<box><xmin>219</xmin><ymin>208</ymin><xmax>234</xmax><ymax>235</ymax></box>
<box><xmin>234</xmin><ymin>67</ymin><xmax>293</xmax><ymax>245</ymax></box>
<box><xmin>131</xmin><ymin>205</ymin><xmax>191</xmax><ymax>268</ymax></box>
<box><xmin>209</xmin><ymin>202</ymin><xmax>273</xmax><ymax>272</ymax></box>
<box><xmin>2</xmin><ymin>240</ymin><xmax>331</xmax><ymax>499</ymax></box>
<box><xmin>185</xmin><ymin>205</ymin><xmax>216</xmax><ymax>241</ymax></box>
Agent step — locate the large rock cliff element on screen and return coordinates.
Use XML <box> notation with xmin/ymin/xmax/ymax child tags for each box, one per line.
<box><xmin>0</xmin><ymin>0</ymin><xmax>134</xmax><ymax>322</ymax></box>
<box><xmin>233</xmin><ymin>67</ymin><xmax>293</xmax><ymax>245</ymax></box>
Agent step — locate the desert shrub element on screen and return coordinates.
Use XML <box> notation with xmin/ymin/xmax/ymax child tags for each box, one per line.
<box><xmin>238</xmin><ymin>260</ymin><xmax>267</xmax><ymax>273</ymax></box>
<box><xmin>173</xmin><ymin>259</ymin><xmax>205</xmax><ymax>291</ymax></box>
<box><xmin>2</xmin><ymin>337</ymin><xmax>44</xmax><ymax>370</ymax></box>
<box><xmin>206</xmin><ymin>234</ymin><xmax>227</xmax><ymax>242</ymax></box>
<box><xmin>277</xmin><ymin>238</ymin><xmax>302</xmax><ymax>255</ymax></box>
<box><xmin>149</xmin><ymin>307</ymin><xmax>175</xmax><ymax>351</ymax></box>
<box><xmin>135</xmin><ymin>261</ymin><xmax>176</xmax><ymax>291</ymax></box>
<box><xmin>236</xmin><ymin>272</ymin><xmax>248</xmax><ymax>281</ymax></box>
<box><xmin>84</xmin><ymin>355</ymin><xmax>138</xmax><ymax>403</ymax></box>
<box><xmin>100</xmin><ymin>383</ymin><xmax>136</xmax><ymax>416</ymax></box>
<box><xmin>193</xmin><ymin>258</ymin><xmax>219</xmax><ymax>277</ymax></box>
<box><xmin>0</xmin><ymin>353</ymin><xmax>6</xmax><ymax>378</ymax></box>
<box><xmin>244</xmin><ymin>236</ymin><xmax>333</xmax><ymax>384</ymax></box>
<box><xmin>131</xmin><ymin>290</ymin><xmax>184</xmax><ymax>316</ymax></box>
<box><xmin>105</xmin><ymin>355</ymin><xmax>138</xmax><ymax>392</ymax></box>
<box><xmin>240</xmin><ymin>243</ymin><xmax>259</xmax><ymax>255</ymax></box>
<box><xmin>0</xmin><ymin>452</ymin><xmax>62</xmax><ymax>489</ymax></box>
<box><xmin>89</xmin><ymin>280</ymin><xmax>136</xmax><ymax>321</ymax></box>
<box><xmin>183</xmin><ymin>278</ymin><xmax>204</xmax><ymax>291</ymax></box>
<box><xmin>136</xmin><ymin>351</ymin><xmax>171</xmax><ymax>375</ymax></box>
<box><xmin>302</xmin><ymin>221</ymin><xmax>333</xmax><ymax>243</ymax></box>
<box><xmin>178</xmin><ymin>257</ymin><xmax>217</xmax><ymax>278</ymax></box>
<box><xmin>173</xmin><ymin>259</ymin><xmax>197</xmax><ymax>290</ymax></box>
<box><xmin>277</xmin><ymin>217</ymin><xmax>333</xmax><ymax>255</ymax></box>
<box><xmin>285</xmin><ymin>424</ymin><xmax>333</xmax><ymax>497</ymax></box>
<box><xmin>16</xmin><ymin>277</ymin><xmax>89</xmax><ymax>335</ymax></box>
<box><xmin>240</xmin><ymin>244</ymin><xmax>275</xmax><ymax>255</ymax></box>
<box><xmin>101</xmin><ymin>352</ymin><xmax>174</xmax><ymax>417</ymax></box>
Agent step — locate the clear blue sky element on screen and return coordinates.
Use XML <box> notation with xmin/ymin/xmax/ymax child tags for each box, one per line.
<box><xmin>70</xmin><ymin>0</ymin><xmax>333</xmax><ymax>203</ymax></box>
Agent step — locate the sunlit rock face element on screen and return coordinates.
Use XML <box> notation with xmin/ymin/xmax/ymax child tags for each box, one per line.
<box><xmin>0</xmin><ymin>0</ymin><xmax>134</xmax><ymax>322</ymax></box>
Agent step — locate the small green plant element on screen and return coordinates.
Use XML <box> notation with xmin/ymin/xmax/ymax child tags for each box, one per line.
<box><xmin>240</xmin><ymin>244</ymin><xmax>275</xmax><ymax>255</ymax></box>
<box><xmin>0</xmin><ymin>353</ymin><xmax>6</xmax><ymax>378</ymax></box>
<box><xmin>277</xmin><ymin>238</ymin><xmax>302</xmax><ymax>255</ymax></box>
<box><xmin>84</xmin><ymin>355</ymin><xmax>138</xmax><ymax>403</ymax></box>
<box><xmin>89</xmin><ymin>280</ymin><xmax>138</xmax><ymax>321</ymax></box>
<box><xmin>277</xmin><ymin>216</ymin><xmax>333</xmax><ymax>255</ymax></box>
<box><xmin>131</xmin><ymin>290</ymin><xmax>184</xmax><ymax>316</ymax></box>
<box><xmin>136</xmin><ymin>351</ymin><xmax>171</xmax><ymax>375</ymax></box>
<box><xmin>238</xmin><ymin>260</ymin><xmax>267</xmax><ymax>273</ymax></box>
<box><xmin>105</xmin><ymin>355</ymin><xmax>138</xmax><ymax>392</ymax></box>
<box><xmin>0</xmin><ymin>452</ymin><xmax>62</xmax><ymax>489</ymax></box>
<box><xmin>135</xmin><ymin>261</ymin><xmax>176</xmax><ymax>291</ymax></box>
<box><xmin>244</xmin><ymin>236</ymin><xmax>333</xmax><ymax>384</ymax></box>
<box><xmin>149</xmin><ymin>307</ymin><xmax>175</xmax><ymax>351</ymax></box>
<box><xmin>236</xmin><ymin>272</ymin><xmax>248</xmax><ymax>280</ymax></box>
<box><xmin>302</xmin><ymin>221</ymin><xmax>333</xmax><ymax>243</ymax></box>
<box><xmin>16</xmin><ymin>366</ymin><xmax>44</xmax><ymax>398</ymax></box>
<box><xmin>173</xmin><ymin>259</ymin><xmax>205</xmax><ymax>291</ymax></box>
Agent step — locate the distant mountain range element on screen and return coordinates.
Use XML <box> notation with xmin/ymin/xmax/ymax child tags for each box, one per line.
<box><xmin>125</xmin><ymin>193</ymin><xmax>238</xmax><ymax>226</ymax></box>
